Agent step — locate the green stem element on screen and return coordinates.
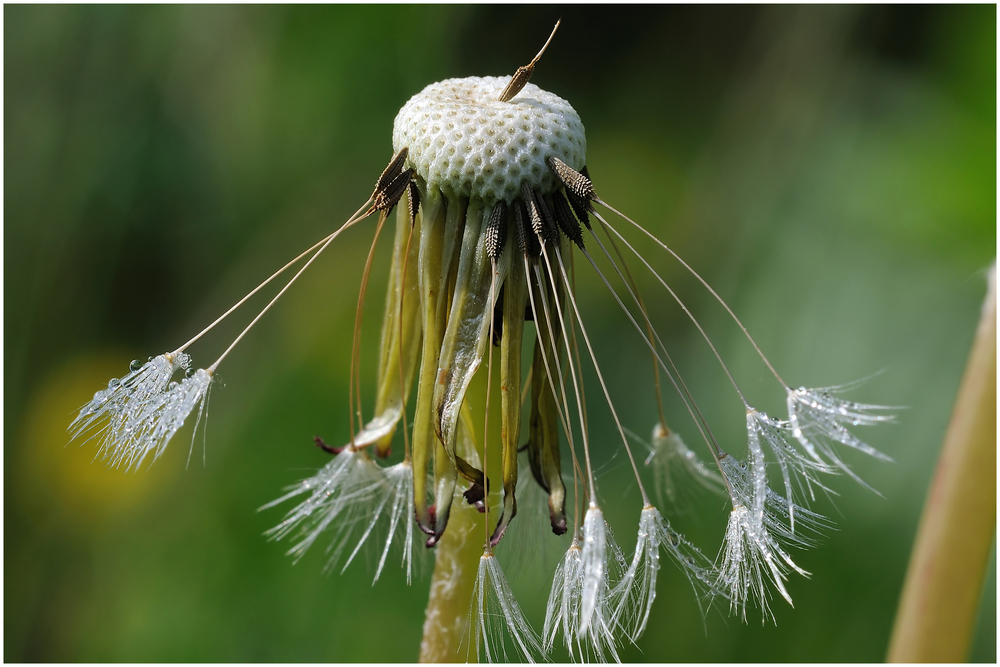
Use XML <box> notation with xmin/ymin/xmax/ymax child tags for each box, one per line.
<box><xmin>888</xmin><ymin>261</ymin><xmax>997</xmax><ymax>662</ymax></box>
<box><xmin>418</xmin><ymin>499</ymin><xmax>482</xmax><ymax>663</ymax></box>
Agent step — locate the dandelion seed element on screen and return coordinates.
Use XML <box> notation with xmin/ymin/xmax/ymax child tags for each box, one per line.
<box><xmin>714</xmin><ymin>452</ymin><xmax>822</xmax><ymax>623</ymax></box>
<box><xmin>746</xmin><ymin>408</ymin><xmax>834</xmax><ymax>530</ymax></box>
<box><xmin>544</xmin><ymin>539</ymin><xmax>582</xmax><ymax>657</ymax></box>
<box><xmin>92</xmin><ymin>364</ymin><xmax>214</xmax><ymax>472</ymax></box>
<box><xmin>643</xmin><ymin>423</ymin><xmax>725</xmax><ymax>506</ymax></box>
<box><xmin>544</xmin><ymin>537</ymin><xmax>619</xmax><ymax>662</ymax></box>
<box><xmin>373</xmin><ymin>461</ymin><xmax>415</xmax><ymax>585</ymax></box>
<box><xmin>719</xmin><ymin>453</ymin><xmax>831</xmax><ymax>549</ymax></box>
<box><xmin>69</xmin><ymin>352</ymin><xmax>191</xmax><ymax>470</ymax></box>
<box><xmin>262</xmin><ymin>447</ymin><xmax>386</xmax><ymax>570</ymax></box>
<box><xmin>716</xmin><ymin>503</ymin><xmax>809</xmax><ymax>623</ymax></box>
<box><xmin>786</xmin><ymin>384</ymin><xmax>895</xmax><ymax>488</ymax></box>
<box><xmin>579</xmin><ymin>506</ymin><xmax>626</xmax><ymax>647</ymax></box>
<box><xmin>70</xmin><ymin>176</ymin><xmax>375</xmax><ymax>471</ymax></box>
<box><xmin>467</xmin><ymin>552</ymin><xmax>543</xmax><ymax>663</ymax></box>
<box><xmin>613</xmin><ymin>505</ymin><xmax>717</xmax><ymax>642</ymax></box>
<box><xmin>148</xmin><ymin>368</ymin><xmax>215</xmax><ymax>468</ymax></box>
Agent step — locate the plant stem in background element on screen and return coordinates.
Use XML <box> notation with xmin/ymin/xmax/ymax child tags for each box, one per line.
<box><xmin>419</xmin><ymin>500</ymin><xmax>483</xmax><ymax>663</ymax></box>
<box><xmin>888</xmin><ymin>262</ymin><xmax>997</xmax><ymax>662</ymax></box>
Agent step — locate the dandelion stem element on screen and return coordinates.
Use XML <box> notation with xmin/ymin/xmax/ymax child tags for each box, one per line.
<box><xmin>419</xmin><ymin>500</ymin><xmax>483</xmax><ymax>663</ymax></box>
<box><xmin>888</xmin><ymin>262</ymin><xmax>996</xmax><ymax>662</ymax></box>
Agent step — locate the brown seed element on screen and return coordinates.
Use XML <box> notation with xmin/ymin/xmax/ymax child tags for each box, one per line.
<box><xmin>552</xmin><ymin>190</ymin><xmax>585</xmax><ymax>250</ymax></box>
<box><xmin>496</xmin><ymin>20</ymin><xmax>561</xmax><ymax>103</ymax></box>
<box><xmin>406</xmin><ymin>179</ymin><xmax>420</xmax><ymax>226</ymax></box>
<box><xmin>372</xmin><ymin>168</ymin><xmax>413</xmax><ymax>213</ymax></box>
<box><xmin>373</xmin><ymin>147</ymin><xmax>409</xmax><ymax>198</ymax></box>
<box><xmin>484</xmin><ymin>200</ymin><xmax>508</xmax><ymax>261</ymax></box>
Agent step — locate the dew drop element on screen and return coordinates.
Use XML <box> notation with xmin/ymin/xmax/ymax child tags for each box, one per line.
<box><xmin>130</xmin><ymin>359</ymin><xmax>143</xmax><ymax>372</ymax></box>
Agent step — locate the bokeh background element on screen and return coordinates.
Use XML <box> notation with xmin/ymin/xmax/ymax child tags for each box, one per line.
<box><xmin>5</xmin><ymin>5</ymin><xmax>995</xmax><ymax>662</ymax></box>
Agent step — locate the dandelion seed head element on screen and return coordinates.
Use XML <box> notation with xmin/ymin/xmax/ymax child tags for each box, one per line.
<box><xmin>393</xmin><ymin>77</ymin><xmax>586</xmax><ymax>203</ymax></box>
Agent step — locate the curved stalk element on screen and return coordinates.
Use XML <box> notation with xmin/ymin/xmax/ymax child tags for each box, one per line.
<box><xmin>419</xmin><ymin>500</ymin><xmax>483</xmax><ymax>663</ymax></box>
<box><xmin>888</xmin><ymin>262</ymin><xmax>996</xmax><ymax>662</ymax></box>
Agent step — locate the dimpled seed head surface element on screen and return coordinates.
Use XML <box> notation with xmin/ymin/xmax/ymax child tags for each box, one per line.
<box><xmin>392</xmin><ymin>76</ymin><xmax>586</xmax><ymax>203</ymax></box>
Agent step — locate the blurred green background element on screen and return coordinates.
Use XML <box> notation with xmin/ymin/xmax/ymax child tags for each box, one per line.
<box><xmin>5</xmin><ymin>5</ymin><xmax>995</xmax><ymax>662</ymax></box>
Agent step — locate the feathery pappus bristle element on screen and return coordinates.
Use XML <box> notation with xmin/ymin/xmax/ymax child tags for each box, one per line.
<box><xmin>467</xmin><ymin>552</ymin><xmax>543</xmax><ymax>663</ymax></box>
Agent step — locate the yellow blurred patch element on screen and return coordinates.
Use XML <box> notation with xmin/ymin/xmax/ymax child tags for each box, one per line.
<box><xmin>16</xmin><ymin>352</ymin><xmax>181</xmax><ymax>526</ymax></box>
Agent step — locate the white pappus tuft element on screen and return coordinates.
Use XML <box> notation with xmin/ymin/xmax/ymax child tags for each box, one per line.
<box><xmin>643</xmin><ymin>423</ymin><xmax>725</xmax><ymax>506</ymax></box>
<box><xmin>261</xmin><ymin>448</ymin><xmax>385</xmax><ymax>572</ymax></box>
<box><xmin>580</xmin><ymin>506</ymin><xmax>607</xmax><ymax>634</ymax></box>
<box><xmin>716</xmin><ymin>503</ymin><xmax>809</xmax><ymax>623</ymax></box>
<box><xmin>612</xmin><ymin>505</ymin><xmax>718</xmax><ymax>642</ymax></box>
<box><xmin>467</xmin><ymin>552</ymin><xmax>543</xmax><ymax>663</ymax></box>
<box><xmin>147</xmin><ymin>368</ymin><xmax>215</xmax><ymax>468</ymax></box>
<box><xmin>544</xmin><ymin>539</ymin><xmax>583</xmax><ymax>659</ymax></box>
<box><xmin>746</xmin><ymin>408</ymin><xmax>835</xmax><ymax>532</ymax></box>
<box><xmin>372</xmin><ymin>460</ymin><xmax>415</xmax><ymax>585</ymax></box>
<box><xmin>69</xmin><ymin>352</ymin><xmax>194</xmax><ymax>470</ymax></box>
<box><xmin>720</xmin><ymin>453</ymin><xmax>830</xmax><ymax>550</ymax></box>
<box><xmin>578</xmin><ymin>505</ymin><xmax>625</xmax><ymax>662</ymax></box>
<box><xmin>715</xmin><ymin>452</ymin><xmax>820</xmax><ymax>623</ymax></box>
<box><xmin>786</xmin><ymin>384</ymin><xmax>895</xmax><ymax>488</ymax></box>
<box><xmin>544</xmin><ymin>536</ymin><xmax>619</xmax><ymax>663</ymax></box>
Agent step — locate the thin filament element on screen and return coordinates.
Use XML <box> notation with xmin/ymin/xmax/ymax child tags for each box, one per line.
<box><xmin>586</xmin><ymin>223</ymin><xmax>724</xmax><ymax>455</ymax></box>
<box><xmin>349</xmin><ymin>211</ymin><xmax>390</xmax><ymax>445</ymax></box>
<box><xmin>545</xmin><ymin>243</ymin><xmax>650</xmax><ymax>506</ymax></box>
<box><xmin>522</xmin><ymin>255</ymin><xmax>589</xmax><ymax>516</ymax></box>
<box><xmin>522</xmin><ymin>258</ymin><xmax>578</xmax><ymax>466</ymax></box>
<box><xmin>580</xmin><ymin>229</ymin><xmax>732</xmax><ymax>494</ymax></box>
<box><xmin>397</xmin><ymin>219</ymin><xmax>416</xmax><ymax>461</ymax></box>
<box><xmin>531</xmin><ymin>258</ymin><xmax>595</xmax><ymax>502</ymax></box>
<box><xmin>599</xmin><ymin>227</ymin><xmax>667</xmax><ymax>429</ymax></box>
<box><xmin>597</xmin><ymin>200</ymin><xmax>787</xmax><ymax>388</ymax></box>
<box><xmin>175</xmin><ymin>199</ymin><xmax>373</xmax><ymax>355</ymax></box>
<box><xmin>594</xmin><ymin>210</ymin><xmax>749</xmax><ymax>408</ymax></box>
<box><xmin>208</xmin><ymin>206</ymin><xmax>371</xmax><ymax>372</ymax></box>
